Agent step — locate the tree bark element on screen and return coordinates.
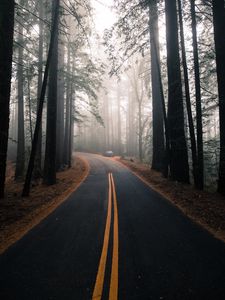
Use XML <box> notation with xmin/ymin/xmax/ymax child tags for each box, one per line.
<box><xmin>177</xmin><ymin>0</ymin><xmax>198</xmax><ymax>186</ymax></box>
<box><xmin>128</xmin><ymin>89</ymin><xmax>135</xmax><ymax>156</ymax></box>
<box><xmin>56</xmin><ymin>29</ymin><xmax>65</xmax><ymax>170</ymax></box>
<box><xmin>27</xmin><ymin>70</ymin><xmax>33</xmax><ymax>141</ymax></box>
<box><xmin>165</xmin><ymin>0</ymin><xmax>189</xmax><ymax>183</ymax></box>
<box><xmin>138</xmin><ymin>101</ymin><xmax>143</xmax><ymax>162</ymax></box>
<box><xmin>212</xmin><ymin>0</ymin><xmax>225</xmax><ymax>195</ymax></box>
<box><xmin>43</xmin><ymin>0</ymin><xmax>59</xmax><ymax>185</ymax></box>
<box><xmin>68</xmin><ymin>61</ymin><xmax>75</xmax><ymax>168</ymax></box>
<box><xmin>63</xmin><ymin>40</ymin><xmax>71</xmax><ymax>166</ymax></box>
<box><xmin>22</xmin><ymin>0</ymin><xmax>60</xmax><ymax>196</ymax></box>
<box><xmin>34</xmin><ymin>0</ymin><xmax>44</xmax><ymax>178</ymax></box>
<box><xmin>105</xmin><ymin>94</ymin><xmax>110</xmax><ymax>150</ymax></box>
<box><xmin>15</xmin><ymin>6</ymin><xmax>25</xmax><ymax>180</ymax></box>
<box><xmin>149</xmin><ymin>0</ymin><xmax>165</xmax><ymax>172</ymax></box>
<box><xmin>0</xmin><ymin>0</ymin><xmax>15</xmax><ymax>198</ymax></box>
<box><xmin>190</xmin><ymin>0</ymin><xmax>204</xmax><ymax>189</ymax></box>
<box><xmin>117</xmin><ymin>83</ymin><xmax>122</xmax><ymax>155</ymax></box>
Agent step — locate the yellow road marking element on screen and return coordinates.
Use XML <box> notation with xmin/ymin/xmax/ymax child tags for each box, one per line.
<box><xmin>109</xmin><ymin>174</ymin><xmax>119</xmax><ymax>300</ymax></box>
<box><xmin>92</xmin><ymin>174</ymin><xmax>112</xmax><ymax>300</ymax></box>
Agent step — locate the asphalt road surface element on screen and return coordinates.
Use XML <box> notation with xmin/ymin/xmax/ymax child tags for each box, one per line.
<box><xmin>0</xmin><ymin>153</ymin><xmax>225</xmax><ymax>300</ymax></box>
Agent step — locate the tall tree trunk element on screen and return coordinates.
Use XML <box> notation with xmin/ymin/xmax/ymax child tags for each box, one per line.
<box><xmin>125</xmin><ymin>105</ymin><xmax>129</xmax><ymax>155</ymax></box>
<box><xmin>0</xmin><ymin>0</ymin><xmax>15</xmax><ymax>198</ymax></box>
<box><xmin>128</xmin><ymin>91</ymin><xmax>133</xmax><ymax>156</ymax></box>
<box><xmin>110</xmin><ymin>101</ymin><xmax>114</xmax><ymax>151</ymax></box>
<box><xmin>15</xmin><ymin>7</ymin><xmax>25</xmax><ymax>180</ymax></box>
<box><xmin>68</xmin><ymin>61</ymin><xmax>75</xmax><ymax>168</ymax></box>
<box><xmin>34</xmin><ymin>0</ymin><xmax>44</xmax><ymax>178</ymax></box>
<box><xmin>22</xmin><ymin>0</ymin><xmax>60</xmax><ymax>196</ymax></box>
<box><xmin>138</xmin><ymin>102</ymin><xmax>143</xmax><ymax>162</ymax></box>
<box><xmin>63</xmin><ymin>41</ymin><xmax>71</xmax><ymax>166</ymax></box>
<box><xmin>43</xmin><ymin>0</ymin><xmax>59</xmax><ymax>185</ymax></box>
<box><xmin>105</xmin><ymin>94</ymin><xmax>110</xmax><ymax>150</ymax></box>
<box><xmin>190</xmin><ymin>0</ymin><xmax>204</xmax><ymax>189</ymax></box>
<box><xmin>128</xmin><ymin>89</ymin><xmax>135</xmax><ymax>156</ymax></box>
<box><xmin>117</xmin><ymin>84</ymin><xmax>122</xmax><ymax>155</ymax></box>
<box><xmin>27</xmin><ymin>70</ymin><xmax>33</xmax><ymax>141</ymax></box>
<box><xmin>56</xmin><ymin>30</ymin><xmax>65</xmax><ymax>170</ymax></box>
<box><xmin>212</xmin><ymin>0</ymin><xmax>225</xmax><ymax>195</ymax></box>
<box><xmin>177</xmin><ymin>0</ymin><xmax>198</xmax><ymax>186</ymax></box>
<box><xmin>149</xmin><ymin>0</ymin><xmax>165</xmax><ymax>172</ymax></box>
<box><xmin>165</xmin><ymin>0</ymin><xmax>189</xmax><ymax>183</ymax></box>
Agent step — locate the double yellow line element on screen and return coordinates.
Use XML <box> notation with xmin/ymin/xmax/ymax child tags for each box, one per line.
<box><xmin>92</xmin><ymin>173</ymin><xmax>119</xmax><ymax>300</ymax></box>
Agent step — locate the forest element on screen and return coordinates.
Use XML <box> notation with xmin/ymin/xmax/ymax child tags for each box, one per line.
<box><xmin>0</xmin><ymin>0</ymin><xmax>225</xmax><ymax>199</ymax></box>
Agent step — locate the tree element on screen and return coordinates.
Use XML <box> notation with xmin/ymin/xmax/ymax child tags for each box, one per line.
<box><xmin>0</xmin><ymin>0</ymin><xmax>15</xmax><ymax>198</ymax></box>
<box><xmin>165</xmin><ymin>0</ymin><xmax>189</xmax><ymax>183</ymax></box>
<box><xmin>127</xmin><ymin>89</ymin><xmax>136</xmax><ymax>157</ymax></box>
<box><xmin>43</xmin><ymin>0</ymin><xmax>60</xmax><ymax>185</ymax></box>
<box><xmin>190</xmin><ymin>0</ymin><xmax>204</xmax><ymax>189</ymax></box>
<box><xmin>117</xmin><ymin>83</ymin><xmax>122</xmax><ymax>155</ymax></box>
<box><xmin>22</xmin><ymin>0</ymin><xmax>60</xmax><ymax>196</ymax></box>
<box><xmin>15</xmin><ymin>0</ymin><xmax>25</xmax><ymax>180</ymax></box>
<box><xmin>56</xmin><ymin>22</ymin><xmax>65</xmax><ymax>170</ymax></box>
<box><xmin>63</xmin><ymin>39</ymin><xmax>72</xmax><ymax>166</ymax></box>
<box><xmin>68</xmin><ymin>63</ymin><xmax>74</xmax><ymax>168</ymax></box>
<box><xmin>127</xmin><ymin>60</ymin><xmax>147</xmax><ymax>162</ymax></box>
<box><xmin>34</xmin><ymin>0</ymin><xmax>44</xmax><ymax>178</ymax></box>
<box><xmin>149</xmin><ymin>0</ymin><xmax>165</xmax><ymax>172</ymax></box>
<box><xmin>177</xmin><ymin>0</ymin><xmax>198</xmax><ymax>186</ymax></box>
<box><xmin>212</xmin><ymin>0</ymin><xmax>225</xmax><ymax>195</ymax></box>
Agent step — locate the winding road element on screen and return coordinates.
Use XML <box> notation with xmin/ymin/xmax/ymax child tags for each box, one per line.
<box><xmin>0</xmin><ymin>153</ymin><xmax>225</xmax><ymax>299</ymax></box>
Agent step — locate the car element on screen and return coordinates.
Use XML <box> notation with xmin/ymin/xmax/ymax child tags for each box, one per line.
<box><xmin>104</xmin><ymin>150</ymin><xmax>114</xmax><ymax>157</ymax></box>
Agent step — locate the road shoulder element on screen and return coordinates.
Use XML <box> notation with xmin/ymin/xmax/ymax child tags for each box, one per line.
<box><xmin>117</xmin><ymin>157</ymin><xmax>225</xmax><ymax>243</ymax></box>
<box><xmin>0</xmin><ymin>155</ymin><xmax>89</xmax><ymax>254</ymax></box>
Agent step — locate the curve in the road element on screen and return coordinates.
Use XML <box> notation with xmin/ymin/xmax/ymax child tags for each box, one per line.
<box><xmin>0</xmin><ymin>152</ymin><xmax>225</xmax><ymax>300</ymax></box>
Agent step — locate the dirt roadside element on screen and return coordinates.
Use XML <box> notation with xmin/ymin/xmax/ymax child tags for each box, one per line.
<box><xmin>0</xmin><ymin>155</ymin><xmax>89</xmax><ymax>254</ymax></box>
<box><xmin>117</xmin><ymin>157</ymin><xmax>225</xmax><ymax>243</ymax></box>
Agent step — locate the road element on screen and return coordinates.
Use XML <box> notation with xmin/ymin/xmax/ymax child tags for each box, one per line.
<box><xmin>0</xmin><ymin>153</ymin><xmax>225</xmax><ymax>300</ymax></box>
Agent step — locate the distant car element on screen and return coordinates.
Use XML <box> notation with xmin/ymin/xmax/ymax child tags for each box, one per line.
<box><xmin>104</xmin><ymin>150</ymin><xmax>114</xmax><ymax>157</ymax></box>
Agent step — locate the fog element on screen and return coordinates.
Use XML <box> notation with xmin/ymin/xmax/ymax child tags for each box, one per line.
<box><xmin>3</xmin><ymin>0</ymin><xmax>221</xmax><ymax>192</ymax></box>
